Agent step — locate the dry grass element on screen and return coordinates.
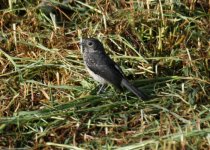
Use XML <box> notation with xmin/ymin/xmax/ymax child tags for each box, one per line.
<box><xmin>0</xmin><ymin>0</ymin><xmax>209</xmax><ymax>149</ymax></box>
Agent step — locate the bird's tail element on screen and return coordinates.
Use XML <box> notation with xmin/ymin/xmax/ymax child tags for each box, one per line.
<box><xmin>121</xmin><ymin>79</ymin><xmax>148</xmax><ymax>100</ymax></box>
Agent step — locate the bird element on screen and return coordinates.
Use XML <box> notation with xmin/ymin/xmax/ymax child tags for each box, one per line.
<box><xmin>80</xmin><ymin>38</ymin><xmax>148</xmax><ymax>100</ymax></box>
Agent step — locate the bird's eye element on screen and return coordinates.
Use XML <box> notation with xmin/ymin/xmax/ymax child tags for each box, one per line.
<box><xmin>88</xmin><ymin>41</ymin><xmax>93</xmax><ymax>46</ymax></box>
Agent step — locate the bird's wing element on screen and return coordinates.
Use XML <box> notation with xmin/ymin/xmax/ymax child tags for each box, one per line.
<box><xmin>86</xmin><ymin>52</ymin><xmax>148</xmax><ymax>100</ymax></box>
<box><xmin>86</xmin><ymin>53</ymin><xmax>124</xmax><ymax>89</ymax></box>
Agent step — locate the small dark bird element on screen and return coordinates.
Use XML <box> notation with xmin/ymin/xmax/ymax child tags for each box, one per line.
<box><xmin>81</xmin><ymin>38</ymin><xmax>148</xmax><ymax>100</ymax></box>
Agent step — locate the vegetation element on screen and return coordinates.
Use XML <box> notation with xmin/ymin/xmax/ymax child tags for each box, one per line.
<box><xmin>0</xmin><ymin>0</ymin><xmax>209</xmax><ymax>149</ymax></box>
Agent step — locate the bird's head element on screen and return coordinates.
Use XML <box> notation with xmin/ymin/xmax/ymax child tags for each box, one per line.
<box><xmin>80</xmin><ymin>38</ymin><xmax>104</xmax><ymax>53</ymax></box>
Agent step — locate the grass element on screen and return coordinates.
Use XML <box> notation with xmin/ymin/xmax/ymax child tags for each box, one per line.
<box><xmin>0</xmin><ymin>0</ymin><xmax>209</xmax><ymax>149</ymax></box>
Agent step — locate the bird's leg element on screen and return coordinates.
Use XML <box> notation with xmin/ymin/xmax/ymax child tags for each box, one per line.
<box><xmin>97</xmin><ymin>84</ymin><xmax>106</xmax><ymax>94</ymax></box>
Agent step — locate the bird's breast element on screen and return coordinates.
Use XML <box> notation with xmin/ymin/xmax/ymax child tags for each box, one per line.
<box><xmin>83</xmin><ymin>52</ymin><xmax>107</xmax><ymax>84</ymax></box>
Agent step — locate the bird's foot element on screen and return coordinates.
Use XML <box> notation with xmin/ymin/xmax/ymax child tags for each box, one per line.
<box><xmin>97</xmin><ymin>84</ymin><xmax>107</xmax><ymax>94</ymax></box>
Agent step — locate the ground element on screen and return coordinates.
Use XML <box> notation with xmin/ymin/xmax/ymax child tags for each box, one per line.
<box><xmin>0</xmin><ymin>0</ymin><xmax>209</xmax><ymax>149</ymax></box>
